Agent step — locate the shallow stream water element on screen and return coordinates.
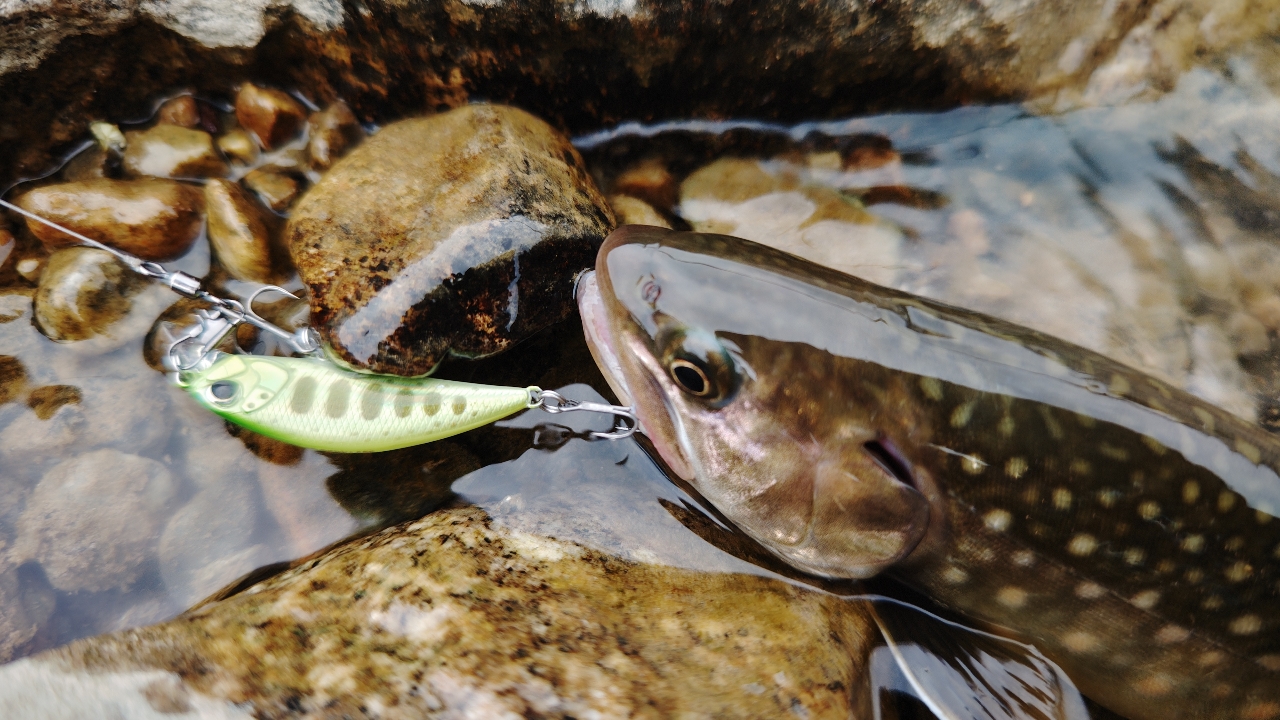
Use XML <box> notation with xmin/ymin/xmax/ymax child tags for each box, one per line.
<box><xmin>4</xmin><ymin>43</ymin><xmax>1280</xmax><ymax>719</ymax></box>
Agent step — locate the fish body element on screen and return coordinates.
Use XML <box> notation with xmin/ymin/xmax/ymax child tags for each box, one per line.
<box><xmin>181</xmin><ymin>353</ymin><xmax>537</xmax><ymax>453</ymax></box>
<box><xmin>579</xmin><ymin>225</ymin><xmax>1280</xmax><ymax>720</ymax></box>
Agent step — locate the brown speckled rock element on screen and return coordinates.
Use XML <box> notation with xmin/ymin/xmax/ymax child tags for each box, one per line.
<box><xmin>216</xmin><ymin>129</ymin><xmax>259</xmax><ymax>166</ymax></box>
<box><xmin>234</xmin><ymin>83</ymin><xmax>305</xmax><ymax>150</ymax></box>
<box><xmin>204</xmin><ymin>179</ymin><xmax>286</xmax><ymax>283</ymax></box>
<box><xmin>0</xmin><ymin>506</ymin><xmax>876</xmax><ymax>717</ymax></box>
<box><xmin>16</xmin><ymin>178</ymin><xmax>204</xmax><ymax>261</ymax></box>
<box><xmin>288</xmin><ymin>104</ymin><xmax>616</xmax><ymax>376</ymax></box>
<box><xmin>33</xmin><ymin>247</ymin><xmax>144</xmax><ymax>342</ymax></box>
<box><xmin>122</xmin><ymin>124</ymin><xmax>228</xmax><ymax>179</ymax></box>
<box><xmin>156</xmin><ymin>95</ymin><xmax>200</xmax><ymax>128</ymax></box>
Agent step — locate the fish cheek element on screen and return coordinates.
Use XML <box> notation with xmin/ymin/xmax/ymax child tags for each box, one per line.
<box><xmin>806</xmin><ymin>453</ymin><xmax>931</xmax><ymax>578</ymax></box>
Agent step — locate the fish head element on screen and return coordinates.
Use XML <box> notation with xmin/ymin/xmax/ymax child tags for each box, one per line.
<box><xmin>183</xmin><ymin>354</ymin><xmax>290</xmax><ymax>418</ymax></box>
<box><xmin>579</xmin><ymin>226</ymin><xmax>930</xmax><ymax>578</ymax></box>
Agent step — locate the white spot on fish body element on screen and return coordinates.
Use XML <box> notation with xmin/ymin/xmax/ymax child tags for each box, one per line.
<box><xmin>1075</xmin><ymin>581</ymin><xmax>1105</xmax><ymax>599</ymax></box>
<box><xmin>1129</xmin><ymin>590</ymin><xmax>1161</xmax><ymax>610</ymax></box>
<box><xmin>998</xmin><ymin>416</ymin><xmax>1015</xmax><ymax>437</ymax></box>
<box><xmin>1097</xmin><ymin>488</ymin><xmax>1122</xmax><ymax>508</ymax></box>
<box><xmin>919</xmin><ymin>377</ymin><xmax>943</xmax><ymax>401</ymax></box>
<box><xmin>942</xmin><ymin>566</ymin><xmax>969</xmax><ymax>584</ymax></box>
<box><xmin>983</xmin><ymin>509</ymin><xmax>1012</xmax><ymax>532</ymax></box>
<box><xmin>1225</xmin><ymin>562</ymin><xmax>1254</xmax><ymax>583</ymax></box>
<box><xmin>961</xmin><ymin>454</ymin><xmax>985</xmax><ymax>474</ymax></box>
<box><xmin>1124</xmin><ymin>547</ymin><xmax>1146</xmax><ymax>566</ymax></box>
<box><xmin>1062</xmin><ymin>631</ymin><xmax>1100</xmax><ymax>652</ymax></box>
<box><xmin>1068</xmin><ymin>534</ymin><xmax>1099</xmax><ymax>556</ymax></box>
<box><xmin>1219</xmin><ymin>491</ymin><xmax>1238</xmax><ymax>513</ymax></box>
<box><xmin>1185</xmin><ymin>568</ymin><xmax>1204</xmax><ymax>584</ymax></box>
<box><xmin>996</xmin><ymin>586</ymin><xmax>1027</xmax><ymax>609</ymax></box>
<box><xmin>1069</xmin><ymin>458</ymin><xmax>1091</xmax><ymax>475</ymax></box>
<box><xmin>1138</xmin><ymin>500</ymin><xmax>1161</xmax><ymax>520</ymax></box>
<box><xmin>1155</xmin><ymin>625</ymin><xmax>1190</xmax><ymax>644</ymax></box>
<box><xmin>950</xmin><ymin>401</ymin><xmax>975</xmax><ymax>428</ymax></box>
<box><xmin>1053</xmin><ymin>488</ymin><xmax>1073</xmax><ymax>510</ymax></box>
<box><xmin>1203</xmin><ymin>595</ymin><xmax>1224</xmax><ymax>610</ymax></box>
<box><xmin>1181</xmin><ymin>535</ymin><xmax>1205</xmax><ymax>554</ymax></box>
<box><xmin>1012</xmin><ymin>550</ymin><xmax>1036</xmax><ymax>567</ymax></box>
<box><xmin>1183</xmin><ymin>481</ymin><xmax>1200</xmax><ymax>504</ymax></box>
<box><xmin>1199</xmin><ymin>651</ymin><xmax>1225</xmax><ymax>667</ymax></box>
<box><xmin>1135</xmin><ymin>674</ymin><xmax>1175</xmax><ymax>698</ymax></box>
<box><xmin>1257</xmin><ymin>655</ymin><xmax>1280</xmax><ymax>672</ymax></box>
<box><xmin>1230</xmin><ymin>614</ymin><xmax>1263</xmax><ymax>635</ymax></box>
<box><xmin>1005</xmin><ymin>457</ymin><xmax>1028</xmax><ymax>479</ymax></box>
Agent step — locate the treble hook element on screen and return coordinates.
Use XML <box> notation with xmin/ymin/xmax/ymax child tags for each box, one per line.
<box><xmin>532</xmin><ymin>389</ymin><xmax>639</xmax><ymax>440</ymax></box>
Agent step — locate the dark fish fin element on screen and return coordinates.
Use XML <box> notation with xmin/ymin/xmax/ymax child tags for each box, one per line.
<box><xmin>869</xmin><ymin>598</ymin><xmax>1091</xmax><ymax>720</ymax></box>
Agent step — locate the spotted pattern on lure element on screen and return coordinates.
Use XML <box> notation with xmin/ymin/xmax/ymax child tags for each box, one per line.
<box><xmin>579</xmin><ymin>226</ymin><xmax>1280</xmax><ymax>720</ymax></box>
<box><xmin>180</xmin><ymin>354</ymin><xmax>538</xmax><ymax>453</ymax></box>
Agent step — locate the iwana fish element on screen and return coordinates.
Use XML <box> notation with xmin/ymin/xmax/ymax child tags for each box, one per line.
<box><xmin>578</xmin><ymin>225</ymin><xmax>1280</xmax><ymax>720</ymax></box>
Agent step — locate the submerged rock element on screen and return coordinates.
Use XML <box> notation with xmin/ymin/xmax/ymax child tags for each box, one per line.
<box><xmin>159</xmin><ymin>480</ymin><xmax>265</xmax><ymax>609</ymax></box>
<box><xmin>215</xmin><ymin>129</ymin><xmax>259</xmax><ymax>166</ymax></box>
<box><xmin>155</xmin><ymin>95</ymin><xmax>200</xmax><ymax>129</ymax></box>
<box><xmin>33</xmin><ymin>247</ymin><xmax>144</xmax><ymax>342</ymax></box>
<box><xmin>15</xmin><ymin>178</ymin><xmax>204</xmax><ymax>261</ymax></box>
<box><xmin>288</xmin><ymin>104</ymin><xmax>615</xmax><ymax>376</ymax></box>
<box><xmin>11</xmin><ymin>449</ymin><xmax>177</xmax><ymax>593</ymax></box>
<box><xmin>241</xmin><ymin>168</ymin><xmax>298</xmax><ymax>212</ymax></box>
<box><xmin>204</xmin><ymin>179</ymin><xmax>285</xmax><ymax>283</ymax></box>
<box><xmin>234</xmin><ymin>83</ymin><xmax>305</xmax><ymax>150</ymax></box>
<box><xmin>122</xmin><ymin>124</ymin><xmax>228</xmax><ymax>179</ymax></box>
<box><xmin>0</xmin><ymin>506</ymin><xmax>875</xmax><ymax>717</ymax></box>
<box><xmin>609</xmin><ymin>194</ymin><xmax>672</xmax><ymax>228</ymax></box>
<box><xmin>306</xmin><ymin>100</ymin><xmax>362</xmax><ymax>169</ymax></box>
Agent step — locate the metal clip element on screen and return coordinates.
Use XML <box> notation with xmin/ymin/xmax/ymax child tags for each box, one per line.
<box><xmin>532</xmin><ymin>389</ymin><xmax>638</xmax><ymax>440</ymax></box>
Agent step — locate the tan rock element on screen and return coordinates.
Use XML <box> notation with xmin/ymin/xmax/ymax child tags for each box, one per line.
<box><xmin>234</xmin><ymin>83</ymin><xmax>306</xmax><ymax>150</ymax></box>
<box><xmin>10</xmin><ymin>506</ymin><xmax>876</xmax><ymax>717</ymax></box>
<box><xmin>609</xmin><ymin>194</ymin><xmax>672</xmax><ymax>228</ymax></box>
<box><xmin>155</xmin><ymin>95</ymin><xmax>199</xmax><ymax>128</ymax></box>
<box><xmin>614</xmin><ymin>157</ymin><xmax>678</xmax><ymax>210</ymax></box>
<box><xmin>32</xmin><ymin>247</ymin><xmax>144</xmax><ymax>342</ymax></box>
<box><xmin>123</xmin><ymin>124</ymin><xmax>227</xmax><ymax>179</ymax></box>
<box><xmin>16</xmin><ymin>178</ymin><xmax>204</xmax><ymax>261</ymax></box>
<box><xmin>306</xmin><ymin>100</ymin><xmax>363</xmax><ymax>169</ymax></box>
<box><xmin>215</xmin><ymin>129</ymin><xmax>259</xmax><ymax>165</ymax></box>
<box><xmin>287</xmin><ymin>104</ymin><xmax>615</xmax><ymax>376</ymax></box>
<box><xmin>204</xmin><ymin>179</ymin><xmax>286</xmax><ymax>283</ymax></box>
<box><xmin>241</xmin><ymin>168</ymin><xmax>297</xmax><ymax>212</ymax></box>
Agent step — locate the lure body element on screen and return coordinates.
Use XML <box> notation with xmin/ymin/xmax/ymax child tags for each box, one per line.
<box><xmin>181</xmin><ymin>353</ymin><xmax>538</xmax><ymax>453</ymax></box>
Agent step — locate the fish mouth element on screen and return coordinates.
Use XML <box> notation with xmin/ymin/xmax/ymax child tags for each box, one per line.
<box><xmin>576</xmin><ymin>271</ymin><xmax>633</xmax><ymax>409</ymax></box>
<box><xmin>577</xmin><ymin>269</ymin><xmax>696</xmax><ymax>480</ymax></box>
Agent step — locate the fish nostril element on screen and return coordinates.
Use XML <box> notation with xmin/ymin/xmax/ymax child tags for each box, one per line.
<box><xmin>864</xmin><ymin>437</ymin><xmax>917</xmax><ymax>490</ymax></box>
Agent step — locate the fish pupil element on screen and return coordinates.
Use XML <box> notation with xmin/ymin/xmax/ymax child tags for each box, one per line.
<box><xmin>671</xmin><ymin>360</ymin><xmax>709</xmax><ymax>396</ymax></box>
<box><xmin>210</xmin><ymin>381</ymin><xmax>237</xmax><ymax>401</ymax></box>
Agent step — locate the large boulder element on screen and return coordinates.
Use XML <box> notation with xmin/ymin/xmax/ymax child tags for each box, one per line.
<box><xmin>0</xmin><ymin>506</ymin><xmax>878</xmax><ymax>718</ymax></box>
<box><xmin>287</xmin><ymin>104</ymin><xmax>615</xmax><ymax>376</ymax></box>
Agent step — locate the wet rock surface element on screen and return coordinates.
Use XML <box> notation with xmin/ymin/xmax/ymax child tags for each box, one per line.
<box><xmin>122</xmin><ymin>124</ymin><xmax>228</xmax><ymax>179</ymax></box>
<box><xmin>305</xmin><ymin>100</ymin><xmax>362</xmax><ymax>170</ymax></box>
<box><xmin>241</xmin><ymin>168</ymin><xmax>297</xmax><ymax>212</ymax></box>
<box><xmin>288</xmin><ymin>104</ymin><xmax>615</xmax><ymax>376</ymax></box>
<box><xmin>203</xmin><ymin>179</ymin><xmax>284</xmax><ymax>283</ymax></box>
<box><xmin>15</xmin><ymin>179</ymin><xmax>204</xmax><ymax>262</ymax></box>
<box><xmin>11</xmin><ymin>449</ymin><xmax>177</xmax><ymax>594</ymax></box>
<box><xmin>0</xmin><ymin>505</ymin><xmax>876</xmax><ymax>719</ymax></box>
<box><xmin>233</xmin><ymin>83</ymin><xmax>306</xmax><ymax>151</ymax></box>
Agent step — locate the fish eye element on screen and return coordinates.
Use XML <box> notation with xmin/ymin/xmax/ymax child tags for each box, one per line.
<box><xmin>670</xmin><ymin>359</ymin><xmax>711</xmax><ymax>396</ymax></box>
<box><xmin>209</xmin><ymin>380</ymin><xmax>238</xmax><ymax>403</ymax></box>
<box><xmin>659</xmin><ymin>325</ymin><xmax>741</xmax><ymax>406</ymax></box>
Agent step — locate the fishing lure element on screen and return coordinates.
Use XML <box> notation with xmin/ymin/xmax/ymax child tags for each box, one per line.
<box><xmin>180</xmin><ymin>353</ymin><xmax>541</xmax><ymax>453</ymax></box>
<box><xmin>0</xmin><ymin>198</ymin><xmax>636</xmax><ymax>451</ymax></box>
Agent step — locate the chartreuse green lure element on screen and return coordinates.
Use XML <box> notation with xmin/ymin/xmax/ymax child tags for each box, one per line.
<box><xmin>180</xmin><ymin>353</ymin><xmax>540</xmax><ymax>453</ymax></box>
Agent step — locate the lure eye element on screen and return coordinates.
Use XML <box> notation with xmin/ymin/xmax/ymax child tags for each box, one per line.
<box><xmin>670</xmin><ymin>359</ymin><xmax>711</xmax><ymax>396</ymax></box>
<box><xmin>209</xmin><ymin>380</ymin><xmax>238</xmax><ymax>403</ymax></box>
